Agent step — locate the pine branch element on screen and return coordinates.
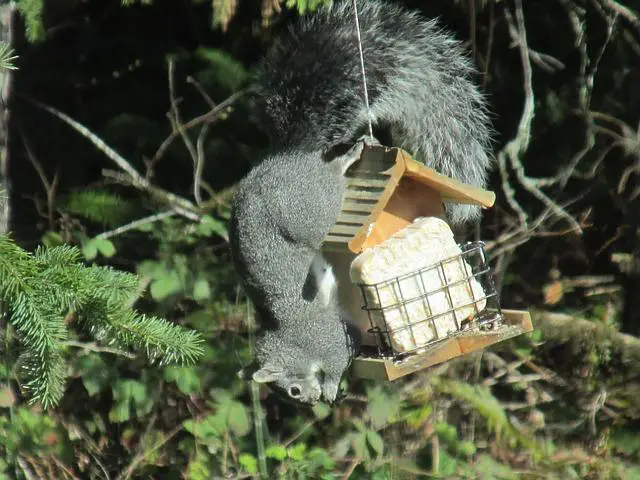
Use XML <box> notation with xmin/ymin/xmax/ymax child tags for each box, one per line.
<box><xmin>64</xmin><ymin>190</ymin><xmax>137</xmax><ymax>227</ymax></box>
<box><xmin>0</xmin><ymin>234</ymin><xmax>36</xmax><ymax>298</ymax></box>
<box><xmin>80</xmin><ymin>302</ymin><xmax>204</xmax><ymax>366</ymax></box>
<box><xmin>0</xmin><ymin>42</ymin><xmax>18</xmax><ymax>70</ymax></box>
<box><xmin>16</xmin><ymin>0</ymin><xmax>44</xmax><ymax>42</ymax></box>
<box><xmin>0</xmin><ymin>234</ymin><xmax>204</xmax><ymax>408</ymax></box>
<box><xmin>19</xmin><ymin>349</ymin><xmax>66</xmax><ymax>409</ymax></box>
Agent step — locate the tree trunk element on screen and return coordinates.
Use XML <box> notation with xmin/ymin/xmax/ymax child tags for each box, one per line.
<box><xmin>0</xmin><ymin>1</ymin><xmax>16</xmax><ymax>236</ymax></box>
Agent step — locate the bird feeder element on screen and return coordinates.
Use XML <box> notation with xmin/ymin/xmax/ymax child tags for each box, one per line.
<box><xmin>321</xmin><ymin>144</ymin><xmax>533</xmax><ymax>381</ymax></box>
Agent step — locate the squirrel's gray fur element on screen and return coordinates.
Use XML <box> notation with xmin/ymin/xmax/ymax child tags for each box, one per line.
<box><xmin>259</xmin><ymin>0</ymin><xmax>493</xmax><ymax>224</ymax></box>
<box><xmin>231</xmin><ymin>143</ymin><xmax>364</xmax><ymax>404</ymax></box>
<box><xmin>230</xmin><ymin>0</ymin><xmax>493</xmax><ymax>405</ymax></box>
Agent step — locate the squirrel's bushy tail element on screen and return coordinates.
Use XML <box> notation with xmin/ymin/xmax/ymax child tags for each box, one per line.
<box><xmin>257</xmin><ymin>0</ymin><xmax>493</xmax><ymax>225</ymax></box>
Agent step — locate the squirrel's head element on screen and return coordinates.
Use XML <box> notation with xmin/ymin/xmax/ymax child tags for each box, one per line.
<box><xmin>240</xmin><ymin>305</ymin><xmax>354</xmax><ymax>407</ymax></box>
<box><xmin>239</xmin><ymin>359</ymin><xmax>344</xmax><ymax>406</ymax></box>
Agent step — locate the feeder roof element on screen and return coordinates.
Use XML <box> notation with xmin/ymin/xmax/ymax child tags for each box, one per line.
<box><xmin>323</xmin><ymin>145</ymin><xmax>496</xmax><ymax>252</ymax></box>
<box><xmin>399</xmin><ymin>150</ymin><xmax>495</xmax><ymax>207</ymax></box>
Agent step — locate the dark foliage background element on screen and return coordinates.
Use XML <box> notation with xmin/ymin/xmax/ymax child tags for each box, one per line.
<box><xmin>1</xmin><ymin>0</ymin><xmax>640</xmax><ymax>478</ymax></box>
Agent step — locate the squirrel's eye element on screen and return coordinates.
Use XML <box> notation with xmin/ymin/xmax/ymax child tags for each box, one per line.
<box><xmin>288</xmin><ymin>385</ymin><xmax>302</xmax><ymax>398</ymax></box>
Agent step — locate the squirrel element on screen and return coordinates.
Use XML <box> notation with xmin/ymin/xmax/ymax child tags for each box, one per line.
<box><xmin>230</xmin><ymin>0</ymin><xmax>493</xmax><ymax>405</ymax></box>
<box><xmin>231</xmin><ymin>142</ymin><xmax>364</xmax><ymax>405</ymax></box>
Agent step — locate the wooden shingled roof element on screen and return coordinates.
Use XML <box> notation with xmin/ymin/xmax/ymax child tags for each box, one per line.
<box><xmin>323</xmin><ymin>145</ymin><xmax>496</xmax><ymax>254</ymax></box>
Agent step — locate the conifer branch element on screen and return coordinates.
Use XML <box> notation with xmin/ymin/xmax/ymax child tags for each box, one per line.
<box><xmin>0</xmin><ymin>234</ymin><xmax>204</xmax><ymax>408</ymax></box>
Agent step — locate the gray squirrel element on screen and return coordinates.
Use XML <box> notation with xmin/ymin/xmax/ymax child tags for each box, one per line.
<box><xmin>229</xmin><ymin>0</ymin><xmax>493</xmax><ymax>405</ymax></box>
<box><xmin>231</xmin><ymin>142</ymin><xmax>364</xmax><ymax>404</ymax></box>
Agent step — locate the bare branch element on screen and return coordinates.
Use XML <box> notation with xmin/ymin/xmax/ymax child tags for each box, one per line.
<box><xmin>151</xmin><ymin>87</ymin><xmax>249</xmax><ymax>166</ymax></box>
<box><xmin>95</xmin><ymin>209</ymin><xmax>179</xmax><ymax>240</ymax></box>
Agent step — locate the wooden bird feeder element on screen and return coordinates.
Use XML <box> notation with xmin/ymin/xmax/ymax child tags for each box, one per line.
<box><xmin>321</xmin><ymin>144</ymin><xmax>533</xmax><ymax>381</ymax></box>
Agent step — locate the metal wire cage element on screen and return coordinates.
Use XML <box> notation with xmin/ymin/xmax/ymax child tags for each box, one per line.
<box><xmin>355</xmin><ymin>241</ymin><xmax>503</xmax><ymax>361</ymax></box>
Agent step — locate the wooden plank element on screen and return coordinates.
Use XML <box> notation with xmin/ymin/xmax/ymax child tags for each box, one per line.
<box><xmin>346</xmin><ymin>177</ymin><xmax>390</xmax><ymax>189</ymax></box>
<box><xmin>334</xmin><ymin>212</ymin><xmax>371</xmax><ymax>224</ymax></box>
<box><xmin>352</xmin><ymin>179</ymin><xmax>446</xmax><ymax>252</ymax></box>
<box><xmin>346</xmin><ymin>153</ymin><xmax>406</xmax><ymax>253</ymax></box>
<box><xmin>346</xmin><ymin>170</ymin><xmax>392</xmax><ymax>180</ymax></box>
<box><xmin>322</xmin><ymin>241</ymin><xmax>352</xmax><ymax>253</ymax></box>
<box><xmin>328</xmin><ymin>223</ymin><xmax>362</xmax><ymax>236</ymax></box>
<box><xmin>350</xmin><ymin>144</ymin><xmax>398</xmax><ymax>173</ymax></box>
<box><xmin>351</xmin><ymin>309</ymin><xmax>533</xmax><ymax>381</ymax></box>
<box><xmin>324</xmin><ymin>232</ymin><xmax>354</xmax><ymax>242</ymax></box>
<box><xmin>383</xmin><ymin>340</ymin><xmax>462</xmax><ymax>381</ymax></box>
<box><xmin>344</xmin><ymin>189</ymin><xmax>386</xmax><ymax>201</ymax></box>
<box><xmin>350</xmin><ymin>357</ymin><xmax>390</xmax><ymax>381</ymax></box>
<box><xmin>400</xmin><ymin>151</ymin><xmax>496</xmax><ymax>207</ymax></box>
<box><xmin>341</xmin><ymin>200</ymin><xmax>378</xmax><ymax>212</ymax></box>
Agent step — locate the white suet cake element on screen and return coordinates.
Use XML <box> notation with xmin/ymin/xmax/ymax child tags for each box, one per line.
<box><xmin>350</xmin><ymin>217</ymin><xmax>487</xmax><ymax>353</ymax></box>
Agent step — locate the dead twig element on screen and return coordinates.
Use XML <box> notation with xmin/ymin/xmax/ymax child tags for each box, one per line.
<box><xmin>95</xmin><ymin>209</ymin><xmax>179</xmax><ymax>240</ymax></box>
<box><xmin>150</xmin><ymin>87</ymin><xmax>249</xmax><ymax>166</ymax></box>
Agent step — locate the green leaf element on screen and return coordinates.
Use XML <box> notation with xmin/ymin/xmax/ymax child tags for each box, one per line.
<box><xmin>109</xmin><ymin>400</ymin><xmax>131</xmax><ymax>423</ymax></box>
<box><xmin>366</xmin><ymin>385</ymin><xmax>399</xmax><ymax>429</ymax></box>
<box><xmin>239</xmin><ymin>453</ymin><xmax>258</xmax><ymax>475</ymax></box>
<box><xmin>82</xmin><ymin>240</ymin><xmax>98</xmax><ymax>260</ymax></box>
<box><xmin>196</xmin><ymin>215</ymin><xmax>228</xmax><ymax>238</ymax></box>
<box><xmin>184</xmin><ymin>415</ymin><xmax>222</xmax><ymax>441</ymax></box>
<box><xmin>150</xmin><ymin>271</ymin><xmax>182</xmax><ymax>299</ymax></box>
<box><xmin>164</xmin><ymin>366</ymin><xmax>201</xmax><ymax>395</ymax></box>
<box><xmin>457</xmin><ymin>440</ymin><xmax>477</xmax><ymax>457</ymax></box>
<box><xmin>195</xmin><ymin>50</ymin><xmax>246</xmax><ymax>91</ymax></box>
<box><xmin>192</xmin><ymin>278</ymin><xmax>211</xmax><ymax>301</ymax></box>
<box><xmin>135</xmin><ymin>220</ymin><xmax>155</xmax><ymax>232</ymax></box>
<box><xmin>351</xmin><ymin>418</ymin><xmax>367</xmax><ymax>433</ymax></box>
<box><xmin>185</xmin><ymin>452</ymin><xmax>211</xmax><ymax>480</ymax></box>
<box><xmin>138</xmin><ymin>260</ymin><xmax>165</xmax><ymax>277</ymax></box>
<box><xmin>404</xmin><ymin>403</ymin><xmax>432</xmax><ymax>428</ymax></box>
<box><xmin>351</xmin><ymin>432</ymin><xmax>368</xmax><ymax>460</ymax></box>
<box><xmin>288</xmin><ymin>443</ymin><xmax>307</xmax><ymax>461</ymax></box>
<box><xmin>473</xmin><ymin>454</ymin><xmax>518</xmax><ymax>480</ymax></box>
<box><xmin>307</xmin><ymin>447</ymin><xmax>335</xmax><ymax>470</ymax></box>
<box><xmin>76</xmin><ymin>355</ymin><xmax>111</xmax><ymax>397</ymax></box>
<box><xmin>93</xmin><ymin>238</ymin><xmax>116</xmax><ymax>257</ymax></box>
<box><xmin>227</xmin><ymin>402</ymin><xmax>250</xmax><ymax>437</ymax></box>
<box><xmin>109</xmin><ymin>379</ymin><xmax>152</xmax><ymax>422</ymax></box>
<box><xmin>435</xmin><ymin>422</ymin><xmax>458</xmax><ymax>444</ymax></box>
<box><xmin>266</xmin><ymin>445</ymin><xmax>288</xmax><ymax>461</ymax></box>
<box><xmin>366</xmin><ymin>430</ymin><xmax>384</xmax><ymax>457</ymax></box>
<box><xmin>41</xmin><ymin>231</ymin><xmax>65</xmax><ymax>247</ymax></box>
<box><xmin>312</xmin><ymin>402</ymin><xmax>331</xmax><ymax>420</ymax></box>
<box><xmin>438</xmin><ymin>449</ymin><xmax>458</xmax><ymax>477</ymax></box>
<box><xmin>64</xmin><ymin>189</ymin><xmax>136</xmax><ymax>226</ymax></box>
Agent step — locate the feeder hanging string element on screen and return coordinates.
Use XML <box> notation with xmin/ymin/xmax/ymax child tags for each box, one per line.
<box><xmin>351</xmin><ymin>0</ymin><xmax>374</xmax><ymax>142</ymax></box>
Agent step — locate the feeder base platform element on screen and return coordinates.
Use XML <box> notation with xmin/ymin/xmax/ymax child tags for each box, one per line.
<box><xmin>351</xmin><ymin>309</ymin><xmax>533</xmax><ymax>381</ymax></box>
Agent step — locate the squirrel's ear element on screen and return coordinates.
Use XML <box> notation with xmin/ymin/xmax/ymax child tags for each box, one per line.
<box><xmin>252</xmin><ymin>366</ymin><xmax>284</xmax><ymax>383</ymax></box>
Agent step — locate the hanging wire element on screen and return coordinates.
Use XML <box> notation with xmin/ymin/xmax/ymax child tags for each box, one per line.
<box><xmin>351</xmin><ymin>0</ymin><xmax>374</xmax><ymax>142</ymax></box>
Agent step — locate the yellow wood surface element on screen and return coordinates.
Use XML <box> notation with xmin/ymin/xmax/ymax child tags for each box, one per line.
<box><xmin>350</xmin><ymin>178</ymin><xmax>446</xmax><ymax>252</ymax></box>
<box><xmin>399</xmin><ymin>149</ymin><xmax>496</xmax><ymax>207</ymax></box>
